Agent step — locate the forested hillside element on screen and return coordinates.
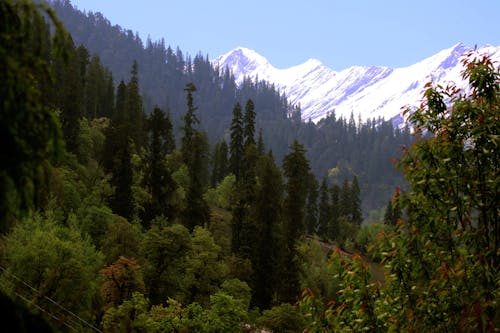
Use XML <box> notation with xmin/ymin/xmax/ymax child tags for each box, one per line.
<box><xmin>1</xmin><ymin>1</ymin><xmax>497</xmax><ymax>332</ymax></box>
<box><xmin>48</xmin><ymin>0</ymin><xmax>412</xmax><ymax>214</ymax></box>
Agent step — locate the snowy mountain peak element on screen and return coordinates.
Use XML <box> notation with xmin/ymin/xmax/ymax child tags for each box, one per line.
<box><xmin>214</xmin><ymin>47</ymin><xmax>271</xmax><ymax>76</ymax></box>
<box><xmin>213</xmin><ymin>44</ymin><xmax>500</xmax><ymax>124</ymax></box>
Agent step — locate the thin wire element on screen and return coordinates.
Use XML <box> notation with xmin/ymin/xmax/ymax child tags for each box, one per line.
<box><xmin>0</xmin><ymin>265</ymin><xmax>103</xmax><ymax>333</ymax></box>
<box><xmin>0</xmin><ymin>279</ymin><xmax>79</xmax><ymax>331</ymax></box>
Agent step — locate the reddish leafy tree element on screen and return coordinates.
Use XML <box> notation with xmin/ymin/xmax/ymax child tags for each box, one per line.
<box><xmin>101</xmin><ymin>256</ymin><xmax>145</xmax><ymax>308</ymax></box>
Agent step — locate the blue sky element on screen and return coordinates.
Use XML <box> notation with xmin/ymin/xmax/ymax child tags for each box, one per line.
<box><xmin>69</xmin><ymin>0</ymin><xmax>499</xmax><ymax>70</ymax></box>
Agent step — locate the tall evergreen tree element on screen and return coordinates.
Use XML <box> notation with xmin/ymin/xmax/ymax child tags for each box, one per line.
<box><xmin>229</xmin><ymin>102</ymin><xmax>244</xmax><ymax>181</ymax></box>
<box><xmin>210</xmin><ymin>140</ymin><xmax>228</xmax><ymax>187</ymax></box>
<box><xmin>257</xmin><ymin>129</ymin><xmax>265</xmax><ymax>156</ymax></box>
<box><xmin>317</xmin><ymin>178</ymin><xmax>331</xmax><ymax>239</ymax></box>
<box><xmin>111</xmin><ymin>139</ymin><xmax>134</xmax><ymax>220</ymax></box>
<box><xmin>305</xmin><ymin>176</ymin><xmax>319</xmax><ymax>235</ymax></box>
<box><xmin>252</xmin><ymin>153</ymin><xmax>284</xmax><ymax>309</ymax></box>
<box><xmin>114</xmin><ymin>80</ymin><xmax>127</xmax><ymax>121</ymax></box>
<box><xmin>125</xmin><ymin>60</ymin><xmax>146</xmax><ymax>149</ymax></box>
<box><xmin>181</xmin><ymin>82</ymin><xmax>199</xmax><ymax>160</ymax></box>
<box><xmin>180</xmin><ymin>83</ymin><xmax>209</xmax><ymax>230</ymax></box>
<box><xmin>328</xmin><ymin>183</ymin><xmax>340</xmax><ymax>241</ymax></box>
<box><xmin>339</xmin><ymin>179</ymin><xmax>351</xmax><ymax>219</ymax></box>
<box><xmin>144</xmin><ymin>107</ymin><xmax>176</xmax><ymax>225</ymax></box>
<box><xmin>350</xmin><ymin>176</ymin><xmax>362</xmax><ymax>226</ymax></box>
<box><xmin>83</xmin><ymin>54</ymin><xmax>114</xmax><ymax>119</ymax></box>
<box><xmin>243</xmin><ymin>99</ymin><xmax>256</xmax><ymax>147</ymax></box>
<box><xmin>281</xmin><ymin>140</ymin><xmax>311</xmax><ymax>302</ymax></box>
<box><xmin>55</xmin><ymin>43</ymin><xmax>88</xmax><ymax>153</ymax></box>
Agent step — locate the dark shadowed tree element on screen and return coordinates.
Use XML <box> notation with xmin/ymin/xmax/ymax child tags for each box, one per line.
<box><xmin>229</xmin><ymin>102</ymin><xmax>244</xmax><ymax>182</ymax></box>
<box><xmin>280</xmin><ymin>140</ymin><xmax>311</xmax><ymax>302</ymax></box>
<box><xmin>143</xmin><ymin>106</ymin><xmax>176</xmax><ymax>225</ymax></box>
<box><xmin>180</xmin><ymin>83</ymin><xmax>210</xmax><ymax>230</ymax></box>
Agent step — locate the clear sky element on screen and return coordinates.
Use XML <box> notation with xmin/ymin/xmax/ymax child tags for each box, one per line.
<box><xmin>68</xmin><ymin>0</ymin><xmax>499</xmax><ymax>70</ymax></box>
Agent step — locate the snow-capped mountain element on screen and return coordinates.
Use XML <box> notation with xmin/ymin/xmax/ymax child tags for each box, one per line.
<box><xmin>213</xmin><ymin>44</ymin><xmax>500</xmax><ymax>125</ymax></box>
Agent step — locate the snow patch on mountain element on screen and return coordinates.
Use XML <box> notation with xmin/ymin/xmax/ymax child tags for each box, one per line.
<box><xmin>213</xmin><ymin>44</ymin><xmax>500</xmax><ymax>124</ymax></box>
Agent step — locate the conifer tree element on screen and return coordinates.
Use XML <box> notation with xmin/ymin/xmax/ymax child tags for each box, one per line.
<box><xmin>350</xmin><ymin>176</ymin><xmax>362</xmax><ymax>226</ymax></box>
<box><xmin>180</xmin><ymin>83</ymin><xmax>209</xmax><ymax>230</ymax></box>
<box><xmin>111</xmin><ymin>139</ymin><xmax>134</xmax><ymax>220</ymax></box>
<box><xmin>243</xmin><ymin>99</ymin><xmax>256</xmax><ymax>147</ymax></box>
<box><xmin>257</xmin><ymin>129</ymin><xmax>265</xmax><ymax>156</ymax></box>
<box><xmin>210</xmin><ymin>140</ymin><xmax>228</xmax><ymax>187</ymax></box>
<box><xmin>144</xmin><ymin>107</ymin><xmax>176</xmax><ymax>224</ymax></box>
<box><xmin>317</xmin><ymin>178</ymin><xmax>331</xmax><ymax>239</ymax></box>
<box><xmin>305</xmin><ymin>176</ymin><xmax>319</xmax><ymax>235</ymax></box>
<box><xmin>55</xmin><ymin>43</ymin><xmax>88</xmax><ymax>153</ymax></box>
<box><xmin>114</xmin><ymin>80</ymin><xmax>127</xmax><ymax>121</ymax></box>
<box><xmin>328</xmin><ymin>183</ymin><xmax>340</xmax><ymax>241</ymax></box>
<box><xmin>84</xmin><ymin>55</ymin><xmax>114</xmax><ymax>119</ymax></box>
<box><xmin>229</xmin><ymin>102</ymin><xmax>244</xmax><ymax>181</ymax></box>
<box><xmin>125</xmin><ymin>60</ymin><xmax>146</xmax><ymax>149</ymax></box>
<box><xmin>181</xmin><ymin>82</ymin><xmax>199</xmax><ymax>159</ymax></box>
<box><xmin>229</xmin><ymin>101</ymin><xmax>251</xmax><ymax>259</ymax></box>
<box><xmin>252</xmin><ymin>153</ymin><xmax>284</xmax><ymax>309</ymax></box>
<box><xmin>281</xmin><ymin>140</ymin><xmax>311</xmax><ymax>302</ymax></box>
<box><xmin>339</xmin><ymin>179</ymin><xmax>351</xmax><ymax>219</ymax></box>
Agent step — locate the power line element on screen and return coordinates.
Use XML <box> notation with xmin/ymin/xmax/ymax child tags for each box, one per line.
<box><xmin>0</xmin><ymin>265</ymin><xmax>103</xmax><ymax>333</ymax></box>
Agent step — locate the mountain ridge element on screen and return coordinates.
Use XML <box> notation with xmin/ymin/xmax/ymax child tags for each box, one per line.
<box><xmin>213</xmin><ymin>43</ymin><xmax>500</xmax><ymax>125</ymax></box>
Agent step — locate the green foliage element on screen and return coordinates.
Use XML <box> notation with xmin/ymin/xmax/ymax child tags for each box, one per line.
<box><xmin>300</xmin><ymin>52</ymin><xmax>500</xmax><ymax>332</ymax></box>
<box><xmin>382</xmin><ymin>52</ymin><xmax>500</xmax><ymax>332</ymax></box>
<box><xmin>220</xmin><ymin>278</ymin><xmax>252</xmax><ymax>311</ymax></box>
<box><xmin>354</xmin><ymin>222</ymin><xmax>392</xmax><ymax>261</ymax></box>
<box><xmin>77</xmin><ymin>203</ymin><xmax>114</xmax><ymax>246</ymax></box>
<box><xmin>0</xmin><ymin>0</ymin><xmax>69</xmax><ymax>229</ymax></box>
<box><xmin>258</xmin><ymin>303</ymin><xmax>306</xmax><ymax>333</ymax></box>
<box><xmin>336</xmin><ymin>216</ymin><xmax>359</xmax><ymax>250</ymax></box>
<box><xmin>102</xmin><ymin>291</ymin><xmax>249</xmax><ymax>333</ymax></box>
<box><xmin>77</xmin><ymin>117</ymin><xmax>108</xmax><ymax>164</ymax></box>
<box><xmin>300</xmin><ymin>251</ymin><xmax>383</xmax><ymax>332</ymax></box>
<box><xmin>1</xmin><ymin>212</ymin><xmax>103</xmax><ymax>321</ymax></box>
<box><xmin>296</xmin><ymin>236</ymin><xmax>337</xmax><ymax>300</ymax></box>
<box><xmin>100</xmin><ymin>215</ymin><xmax>142</xmax><ymax>265</ymax></box>
<box><xmin>204</xmin><ymin>292</ymin><xmax>247</xmax><ymax>332</ymax></box>
<box><xmin>204</xmin><ymin>174</ymin><xmax>236</xmax><ymax>209</ymax></box>
<box><xmin>101</xmin><ymin>292</ymin><xmax>150</xmax><ymax>333</ymax></box>
<box><xmin>185</xmin><ymin>226</ymin><xmax>228</xmax><ymax>305</ymax></box>
<box><xmin>141</xmin><ymin>222</ymin><xmax>191</xmax><ymax>304</ymax></box>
